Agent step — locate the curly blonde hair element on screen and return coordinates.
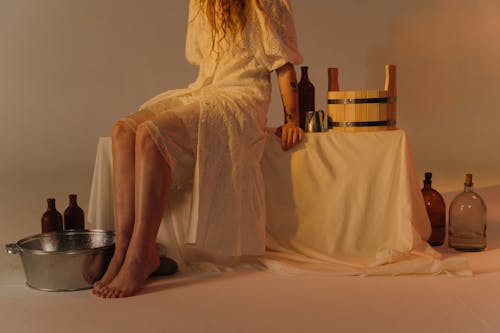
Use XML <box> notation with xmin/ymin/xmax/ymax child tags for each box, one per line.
<box><xmin>200</xmin><ymin>0</ymin><xmax>263</xmax><ymax>50</ymax></box>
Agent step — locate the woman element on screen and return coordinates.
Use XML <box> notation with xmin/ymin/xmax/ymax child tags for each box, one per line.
<box><xmin>93</xmin><ymin>0</ymin><xmax>304</xmax><ymax>298</ymax></box>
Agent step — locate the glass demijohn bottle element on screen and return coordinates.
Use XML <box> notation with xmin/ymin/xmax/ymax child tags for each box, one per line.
<box><xmin>298</xmin><ymin>66</ymin><xmax>315</xmax><ymax>130</ymax></box>
<box><xmin>448</xmin><ymin>174</ymin><xmax>487</xmax><ymax>251</ymax></box>
<box><xmin>421</xmin><ymin>172</ymin><xmax>446</xmax><ymax>246</ymax></box>
<box><xmin>41</xmin><ymin>198</ymin><xmax>63</xmax><ymax>233</ymax></box>
<box><xmin>63</xmin><ymin>194</ymin><xmax>85</xmax><ymax>230</ymax></box>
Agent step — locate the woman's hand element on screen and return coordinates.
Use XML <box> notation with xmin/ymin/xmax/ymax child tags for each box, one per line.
<box><xmin>274</xmin><ymin>63</ymin><xmax>303</xmax><ymax>150</ymax></box>
<box><xmin>275</xmin><ymin>122</ymin><xmax>304</xmax><ymax>151</ymax></box>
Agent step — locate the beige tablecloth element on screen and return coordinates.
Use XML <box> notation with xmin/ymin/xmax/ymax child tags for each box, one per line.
<box><xmin>88</xmin><ymin>129</ymin><xmax>470</xmax><ymax>275</ymax></box>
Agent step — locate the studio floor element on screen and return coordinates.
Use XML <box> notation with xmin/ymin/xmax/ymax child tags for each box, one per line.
<box><xmin>2</xmin><ymin>176</ymin><xmax>500</xmax><ymax>333</ymax></box>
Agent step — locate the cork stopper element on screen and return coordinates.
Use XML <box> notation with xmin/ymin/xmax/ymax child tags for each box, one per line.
<box><xmin>328</xmin><ymin>67</ymin><xmax>339</xmax><ymax>91</ymax></box>
<box><xmin>465</xmin><ymin>173</ymin><xmax>473</xmax><ymax>187</ymax></box>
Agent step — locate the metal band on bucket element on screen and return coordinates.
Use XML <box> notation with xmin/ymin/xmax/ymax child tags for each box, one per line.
<box><xmin>328</xmin><ymin>119</ymin><xmax>396</xmax><ymax>128</ymax></box>
<box><xmin>327</xmin><ymin>97</ymin><xmax>396</xmax><ymax>105</ymax></box>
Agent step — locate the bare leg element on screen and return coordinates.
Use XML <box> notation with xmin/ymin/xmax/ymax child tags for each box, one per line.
<box><xmin>93</xmin><ymin>121</ymin><xmax>136</xmax><ymax>293</ymax></box>
<box><xmin>96</xmin><ymin>124</ymin><xmax>170</xmax><ymax>298</ymax></box>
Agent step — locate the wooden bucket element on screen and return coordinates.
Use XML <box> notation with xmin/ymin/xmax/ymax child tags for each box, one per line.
<box><xmin>327</xmin><ymin>65</ymin><xmax>397</xmax><ymax>132</ymax></box>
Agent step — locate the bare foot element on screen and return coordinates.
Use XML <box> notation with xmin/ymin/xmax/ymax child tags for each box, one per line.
<box><xmin>95</xmin><ymin>247</ymin><xmax>160</xmax><ymax>298</ymax></box>
<box><xmin>92</xmin><ymin>239</ymin><xmax>129</xmax><ymax>294</ymax></box>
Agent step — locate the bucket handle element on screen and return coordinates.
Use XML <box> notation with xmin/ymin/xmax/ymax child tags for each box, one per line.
<box><xmin>5</xmin><ymin>243</ymin><xmax>21</xmax><ymax>254</ymax></box>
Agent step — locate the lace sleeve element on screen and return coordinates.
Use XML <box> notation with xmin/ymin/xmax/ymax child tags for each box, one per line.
<box><xmin>254</xmin><ymin>0</ymin><xmax>304</xmax><ymax>71</ymax></box>
<box><xmin>185</xmin><ymin>0</ymin><xmax>202</xmax><ymax>65</ymax></box>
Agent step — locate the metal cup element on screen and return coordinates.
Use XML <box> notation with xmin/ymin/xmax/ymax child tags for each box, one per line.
<box><xmin>305</xmin><ymin>110</ymin><xmax>325</xmax><ymax>133</ymax></box>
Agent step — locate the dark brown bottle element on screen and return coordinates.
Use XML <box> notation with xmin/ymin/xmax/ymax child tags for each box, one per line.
<box><xmin>41</xmin><ymin>198</ymin><xmax>63</xmax><ymax>233</ymax></box>
<box><xmin>63</xmin><ymin>194</ymin><xmax>85</xmax><ymax>230</ymax></box>
<box><xmin>421</xmin><ymin>172</ymin><xmax>446</xmax><ymax>246</ymax></box>
<box><xmin>298</xmin><ymin>66</ymin><xmax>315</xmax><ymax>130</ymax></box>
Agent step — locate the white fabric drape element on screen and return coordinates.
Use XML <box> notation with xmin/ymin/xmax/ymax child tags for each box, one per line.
<box><xmin>132</xmin><ymin>0</ymin><xmax>303</xmax><ymax>258</ymax></box>
<box><xmin>261</xmin><ymin>129</ymin><xmax>469</xmax><ymax>275</ymax></box>
<box><xmin>88</xmin><ymin>130</ymin><xmax>472</xmax><ymax>275</ymax></box>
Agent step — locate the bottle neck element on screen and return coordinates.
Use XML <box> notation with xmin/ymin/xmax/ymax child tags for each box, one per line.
<box><xmin>69</xmin><ymin>194</ymin><xmax>78</xmax><ymax>205</ymax></box>
<box><xmin>301</xmin><ymin>67</ymin><xmax>309</xmax><ymax>81</ymax></box>
<box><xmin>464</xmin><ymin>184</ymin><xmax>473</xmax><ymax>192</ymax></box>
<box><xmin>423</xmin><ymin>182</ymin><xmax>432</xmax><ymax>189</ymax></box>
<box><xmin>47</xmin><ymin>199</ymin><xmax>56</xmax><ymax>210</ymax></box>
<box><xmin>328</xmin><ymin>68</ymin><xmax>339</xmax><ymax>91</ymax></box>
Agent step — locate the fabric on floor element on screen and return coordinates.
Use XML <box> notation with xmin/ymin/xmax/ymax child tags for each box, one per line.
<box><xmin>87</xmin><ymin>131</ymin><xmax>492</xmax><ymax>276</ymax></box>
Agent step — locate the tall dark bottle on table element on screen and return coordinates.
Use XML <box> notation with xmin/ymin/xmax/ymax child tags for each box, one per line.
<box><xmin>64</xmin><ymin>194</ymin><xmax>85</xmax><ymax>230</ymax></box>
<box><xmin>421</xmin><ymin>172</ymin><xmax>446</xmax><ymax>246</ymax></box>
<box><xmin>41</xmin><ymin>198</ymin><xmax>63</xmax><ymax>233</ymax></box>
<box><xmin>298</xmin><ymin>66</ymin><xmax>315</xmax><ymax>130</ymax></box>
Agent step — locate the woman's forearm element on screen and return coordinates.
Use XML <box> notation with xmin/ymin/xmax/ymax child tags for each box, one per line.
<box><xmin>276</xmin><ymin>62</ymin><xmax>300</xmax><ymax>125</ymax></box>
<box><xmin>275</xmin><ymin>62</ymin><xmax>303</xmax><ymax>151</ymax></box>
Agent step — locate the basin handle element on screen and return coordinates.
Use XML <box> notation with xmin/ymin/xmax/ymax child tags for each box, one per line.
<box><xmin>5</xmin><ymin>243</ymin><xmax>21</xmax><ymax>254</ymax></box>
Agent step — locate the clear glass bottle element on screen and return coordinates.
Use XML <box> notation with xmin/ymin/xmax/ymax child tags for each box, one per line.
<box><xmin>63</xmin><ymin>194</ymin><xmax>85</xmax><ymax>230</ymax></box>
<box><xmin>298</xmin><ymin>66</ymin><xmax>315</xmax><ymax>130</ymax></box>
<box><xmin>421</xmin><ymin>172</ymin><xmax>446</xmax><ymax>246</ymax></box>
<box><xmin>448</xmin><ymin>174</ymin><xmax>487</xmax><ymax>251</ymax></box>
<box><xmin>41</xmin><ymin>198</ymin><xmax>63</xmax><ymax>233</ymax></box>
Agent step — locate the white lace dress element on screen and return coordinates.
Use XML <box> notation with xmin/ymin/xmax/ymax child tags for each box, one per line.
<box><xmin>124</xmin><ymin>0</ymin><xmax>303</xmax><ymax>260</ymax></box>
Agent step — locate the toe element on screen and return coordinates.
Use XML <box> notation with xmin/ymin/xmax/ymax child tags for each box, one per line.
<box><xmin>108</xmin><ymin>288</ymin><xmax>120</xmax><ymax>299</ymax></box>
<box><xmin>92</xmin><ymin>285</ymin><xmax>104</xmax><ymax>297</ymax></box>
<box><xmin>94</xmin><ymin>283</ymin><xmax>105</xmax><ymax>294</ymax></box>
<box><xmin>100</xmin><ymin>286</ymin><xmax>111</xmax><ymax>298</ymax></box>
<box><xmin>106</xmin><ymin>288</ymin><xmax>116</xmax><ymax>299</ymax></box>
<box><xmin>111</xmin><ymin>289</ymin><xmax>120</xmax><ymax>298</ymax></box>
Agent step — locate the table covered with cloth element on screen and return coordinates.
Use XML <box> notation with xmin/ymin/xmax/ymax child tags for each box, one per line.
<box><xmin>88</xmin><ymin>129</ymin><xmax>471</xmax><ymax>275</ymax></box>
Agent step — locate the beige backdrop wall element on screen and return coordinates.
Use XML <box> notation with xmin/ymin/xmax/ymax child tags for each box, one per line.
<box><xmin>1</xmin><ymin>0</ymin><xmax>499</xmax><ymax>205</ymax></box>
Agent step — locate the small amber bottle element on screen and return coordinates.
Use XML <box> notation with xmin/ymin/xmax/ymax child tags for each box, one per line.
<box><xmin>298</xmin><ymin>66</ymin><xmax>315</xmax><ymax>130</ymax></box>
<box><xmin>63</xmin><ymin>194</ymin><xmax>85</xmax><ymax>230</ymax></box>
<box><xmin>41</xmin><ymin>198</ymin><xmax>63</xmax><ymax>233</ymax></box>
<box><xmin>421</xmin><ymin>172</ymin><xmax>446</xmax><ymax>246</ymax></box>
